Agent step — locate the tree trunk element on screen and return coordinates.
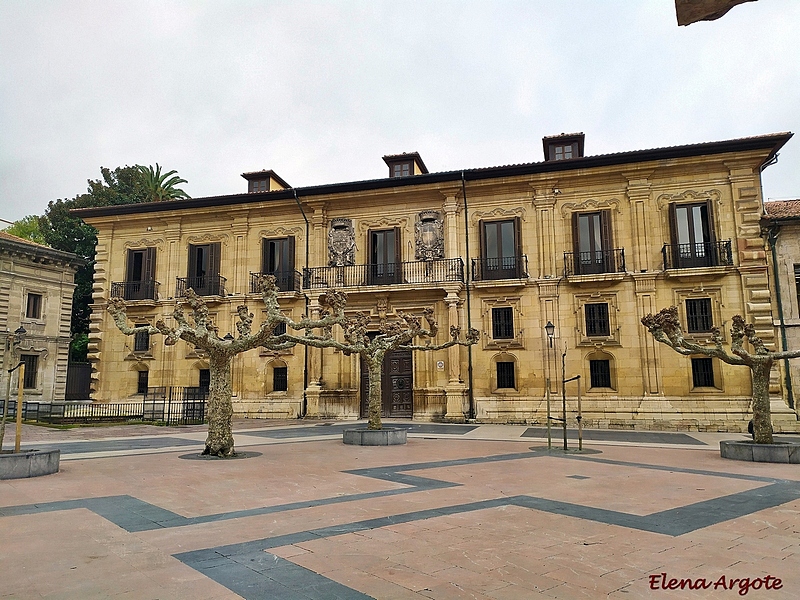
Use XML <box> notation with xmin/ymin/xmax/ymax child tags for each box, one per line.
<box><xmin>750</xmin><ymin>360</ymin><xmax>774</xmax><ymax>444</ymax></box>
<box><xmin>366</xmin><ymin>354</ymin><xmax>384</xmax><ymax>430</ymax></box>
<box><xmin>203</xmin><ymin>352</ymin><xmax>236</xmax><ymax>456</ymax></box>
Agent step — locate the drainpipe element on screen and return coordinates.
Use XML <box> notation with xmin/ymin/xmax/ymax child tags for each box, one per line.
<box><xmin>767</xmin><ymin>223</ymin><xmax>794</xmax><ymax>409</ymax></box>
<box><xmin>293</xmin><ymin>189</ymin><xmax>311</xmax><ymax>417</ymax></box>
<box><xmin>461</xmin><ymin>171</ymin><xmax>475</xmax><ymax>420</ymax></box>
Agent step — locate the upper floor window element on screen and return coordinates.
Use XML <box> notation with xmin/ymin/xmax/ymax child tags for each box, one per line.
<box><xmin>249</xmin><ymin>179</ymin><xmax>269</xmax><ymax>193</ymax></box>
<box><xmin>124</xmin><ymin>248</ymin><xmax>157</xmax><ymax>300</ymax></box>
<box><xmin>261</xmin><ymin>237</ymin><xmax>296</xmax><ymax>292</ymax></box>
<box><xmin>368</xmin><ymin>228</ymin><xmax>401</xmax><ymax>284</ymax></box>
<box><xmin>392</xmin><ymin>162</ymin><xmax>412</xmax><ymax>178</ymax></box>
<box><xmin>478</xmin><ymin>218</ymin><xmax>522</xmax><ymax>280</ymax></box>
<box><xmin>134</xmin><ymin>324</ymin><xmax>150</xmax><ymax>352</ymax></box>
<box><xmin>553</xmin><ymin>144</ymin><xmax>574</xmax><ymax>160</ymax></box>
<box><xmin>571</xmin><ymin>211</ymin><xmax>615</xmax><ymax>275</ymax></box>
<box><xmin>585</xmin><ymin>303</ymin><xmax>610</xmax><ymax>337</ymax></box>
<box><xmin>26</xmin><ymin>293</ymin><xmax>42</xmax><ymax>319</ymax></box>
<box><xmin>686</xmin><ymin>298</ymin><xmax>713</xmax><ymax>333</ymax></box>
<box><xmin>491</xmin><ymin>307</ymin><xmax>514</xmax><ymax>339</ymax></box>
<box><xmin>667</xmin><ymin>202</ymin><xmax>723</xmax><ymax>269</ymax></box>
<box><xmin>184</xmin><ymin>243</ymin><xmax>222</xmax><ymax>296</ymax></box>
<box><xmin>794</xmin><ymin>264</ymin><xmax>800</xmax><ymax>312</ymax></box>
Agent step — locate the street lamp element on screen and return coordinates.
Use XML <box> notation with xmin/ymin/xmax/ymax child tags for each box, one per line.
<box><xmin>14</xmin><ymin>326</ymin><xmax>26</xmax><ymax>344</ymax></box>
<box><xmin>223</xmin><ymin>333</ymin><xmax>234</xmax><ymax>341</ymax></box>
<box><xmin>544</xmin><ymin>321</ymin><xmax>555</xmax><ymax>347</ymax></box>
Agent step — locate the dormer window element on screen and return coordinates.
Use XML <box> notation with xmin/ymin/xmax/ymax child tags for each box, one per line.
<box><xmin>392</xmin><ymin>162</ymin><xmax>412</xmax><ymax>178</ymax></box>
<box><xmin>543</xmin><ymin>133</ymin><xmax>585</xmax><ymax>161</ymax></box>
<box><xmin>241</xmin><ymin>169</ymin><xmax>291</xmax><ymax>193</ymax></box>
<box><xmin>383</xmin><ymin>152</ymin><xmax>429</xmax><ymax>178</ymax></box>
<box><xmin>249</xmin><ymin>179</ymin><xmax>269</xmax><ymax>193</ymax></box>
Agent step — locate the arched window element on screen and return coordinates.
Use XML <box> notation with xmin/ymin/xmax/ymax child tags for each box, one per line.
<box><xmin>491</xmin><ymin>352</ymin><xmax>518</xmax><ymax>392</ymax></box>
<box><xmin>586</xmin><ymin>350</ymin><xmax>615</xmax><ymax>391</ymax></box>
<box><xmin>268</xmin><ymin>359</ymin><xmax>288</xmax><ymax>393</ymax></box>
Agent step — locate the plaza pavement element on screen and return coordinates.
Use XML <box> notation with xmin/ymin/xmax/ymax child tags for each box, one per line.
<box><xmin>1</xmin><ymin>420</ymin><xmax>798</xmax><ymax>599</ymax></box>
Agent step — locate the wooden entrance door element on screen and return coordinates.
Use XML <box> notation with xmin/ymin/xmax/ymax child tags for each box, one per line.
<box><xmin>360</xmin><ymin>349</ymin><xmax>413</xmax><ymax>418</ymax></box>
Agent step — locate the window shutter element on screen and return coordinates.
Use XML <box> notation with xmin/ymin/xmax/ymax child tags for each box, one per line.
<box><xmin>571</xmin><ymin>213</ymin><xmax>580</xmax><ymax>275</ymax></box>
<box><xmin>144</xmin><ymin>247</ymin><xmax>156</xmax><ymax>281</ymax></box>
<box><xmin>261</xmin><ymin>239</ymin><xmax>269</xmax><ymax>273</ymax></box>
<box><xmin>477</xmin><ymin>220</ymin><xmax>486</xmax><ymax>280</ymax></box>
<box><xmin>513</xmin><ymin>217</ymin><xmax>522</xmax><ymax>277</ymax></box>
<box><xmin>187</xmin><ymin>245</ymin><xmax>197</xmax><ymax>278</ymax></box>
<box><xmin>668</xmin><ymin>203</ymin><xmax>679</xmax><ymax>267</ymax></box>
<box><xmin>704</xmin><ymin>199</ymin><xmax>716</xmax><ymax>244</ymax></box>
<box><xmin>126</xmin><ymin>250</ymin><xmax>137</xmax><ymax>282</ymax></box>
<box><xmin>287</xmin><ymin>236</ymin><xmax>296</xmax><ymax>272</ymax></box>
<box><xmin>393</xmin><ymin>227</ymin><xmax>401</xmax><ymax>265</ymax></box>
<box><xmin>601</xmin><ymin>210</ymin><xmax>613</xmax><ymax>250</ymax></box>
<box><xmin>210</xmin><ymin>243</ymin><xmax>221</xmax><ymax>277</ymax></box>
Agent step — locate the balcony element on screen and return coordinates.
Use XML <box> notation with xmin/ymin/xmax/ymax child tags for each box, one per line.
<box><xmin>110</xmin><ymin>280</ymin><xmax>159</xmax><ymax>301</ymax></box>
<box><xmin>662</xmin><ymin>240</ymin><xmax>733</xmax><ymax>270</ymax></box>
<box><xmin>302</xmin><ymin>258</ymin><xmax>464</xmax><ymax>289</ymax></box>
<box><xmin>471</xmin><ymin>256</ymin><xmax>528</xmax><ymax>282</ymax></box>
<box><xmin>249</xmin><ymin>270</ymin><xmax>302</xmax><ymax>293</ymax></box>
<box><xmin>564</xmin><ymin>248</ymin><xmax>626</xmax><ymax>277</ymax></box>
<box><xmin>176</xmin><ymin>275</ymin><xmax>226</xmax><ymax>297</ymax></box>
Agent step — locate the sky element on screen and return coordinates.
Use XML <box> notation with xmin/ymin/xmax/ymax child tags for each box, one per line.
<box><xmin>1</xmin><ymin>0</ymin><xmax>799</xmax><ymax>224</ymax></box>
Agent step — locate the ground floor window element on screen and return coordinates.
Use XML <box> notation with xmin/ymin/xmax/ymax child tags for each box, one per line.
<box><xmin>137</xmin><ymin>370</ymin><xmax>149</xmax><ymax>395</ymax></box>
<box><xmin>21</xmin><ymin>354</ymin><xmax>38</xmax><ymax>389</ymax></box>
<box><xmin>496</xmin><ymin>361</ymin><xmax>515</xmax><ymax>389</ymax></box>
<box><xmin>691</xmin><ymin>357</ymin><xmax>715</xmax><ymax>388</ymax></box>
<box><xmin>273</xmin><ymin>366</ymin><xmax>288</xmax><ymax>392</ymax></box>
<box><xmin>589</xmin><ymin>359</ymin><xmax>612</xmax><ymax>388</ymax></box>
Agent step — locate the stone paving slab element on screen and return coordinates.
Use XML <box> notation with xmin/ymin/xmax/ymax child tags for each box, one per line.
<box><xmin>1</xmin><ymin>423</ymin><xmax>799</xmax><ymax>598</ymax></box>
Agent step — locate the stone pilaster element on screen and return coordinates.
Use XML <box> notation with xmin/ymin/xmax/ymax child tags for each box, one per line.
<box><xmin>625</xmin><ymin>174</ymin><xmax>653</xmax><ymax>274</ymax></box>
<box><xmin>444</xmin><ymin>292</ymin><xmax>466</xmax><ymax>422</ymax></box>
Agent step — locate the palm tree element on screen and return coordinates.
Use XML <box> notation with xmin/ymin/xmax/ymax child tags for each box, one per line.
<box><xmin>137</xmin><ymin>164</ymin><xmax>190</xmax><ymax>202</ymax></box>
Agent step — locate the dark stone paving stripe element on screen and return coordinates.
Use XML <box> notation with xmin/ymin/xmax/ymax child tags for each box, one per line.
<box><xmin>522</xmin><ymin>427</ymin><xmax>707</xmax><ymax>445</ymax></box>
<box><xmin>245</xmin><ymin>423</ymin><xmax>477</xmax><ymax>439</ymax></box>
<box><xmin>32</xmin><ymin>437</ymin><xmax>201</xmax><ymax>455</ymax></box>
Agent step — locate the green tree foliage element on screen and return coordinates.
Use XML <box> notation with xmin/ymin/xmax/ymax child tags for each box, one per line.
<box><xmin>138</xmin><ymin>164</ymin><xmax>190</xmax><ymax>202</ymax></box>
<box><xmin>3</xmin><ymin>215</ymin><xmax>46</xmax><ymax>244</ymax></box>
<box><xmin>37</xmin><ymin>165</ymin><xmax>187</xmax><ymax>360</ymax></box>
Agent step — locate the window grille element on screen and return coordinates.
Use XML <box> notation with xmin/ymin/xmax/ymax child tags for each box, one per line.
<box><xmin>491</xmin><ymin>307</ymin><xmax>514</xmax><ymax>339</ymax></box>
<box><xmin>134</xmin><ymin>325</ymin><xmax>150</xmax><ymax>352</ymax></box>
<box><xmin>686</xmin><ymin>298</ymin><xmax>713</xmax><ymax>333</ymax></box>
<box><xmin>21</xmin><ymin>354</ymin><xmax>38</xmax><ymax>389</ymax></box>
<box><xmin>589</xmin><ymin>359</ymin><xmax>611</xmax><ymax>388</ymax></box>
<box><xmin>137</xmin><ymin>370</ymin><xmax>149</xmax><ymax>395</ymax></box>
<box><xmin>585</xmin><ymin>303</ymin><xmax>610</xmax><ymax>336</ymax></box>
<box><xmin>692</xmin><ymin>357</ymin><xmax>715</xmax><ymax>387</ymax></box>
<box><xmin>496</xmin><ymin>361</ymin><xmax>515</xmax><ymax>389</ymax></box>
<box><xmin>273</xmin><ymin>367</ymin><xmax>288</xmax><ymax>392</ymax></box>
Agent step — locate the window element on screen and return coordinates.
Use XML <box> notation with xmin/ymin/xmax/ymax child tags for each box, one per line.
<box><xmin>686</xmin><ymin>298</ymin><xmax>713</xmax><ymax>333</ymax></box>
<box><xmin>669</xmin><ymin>202</ymin><xmax>715</xmax><ymax>268</ymax></box>
<box><xmin>795</xmin><ymin>265</ymin><xmax>800</xmax><ymax>312</ymax></box>
<box><xmin>585</xmin><ymin>303</ymin><xmax>610</xmax><ymax>337</ymax></box>
<box><xmin>692</xmin><ymin>357</ymin><xmax>715</xmax><ymax>387</ymax></box>
<box><xmin>274</xmin><ymin>321</ymin><xmax>287</xmax><ymax>336</ymax></box>
<box><xmin>125</xmin><ymin>248</ymin><xmax>157</xmax><ymax>300</ymax></box>
<box><xmin>134</xmin><ymin>325</ymin><xmax>150</xmax><ymax>352</ymax></box>
<box><xmin>21</xmin><ymin>354</ymin><xmax>38</xmax><ymax>389</ymax></box>
<box><xmin>589</xmin><ymin>360</ymin><xmax>612</xmax><ymax>388</ymax></box>
<box><xmin>26</xmin><ymin>293</ymin><xmax>42</xmax><ymax>319</ymax></box>
<box><xmin>571</xmin><ymin>211</ymin><xmax>613</xmax><ymax>275</ymax></box>
<box><xmin>480</xmin><ymin>219</ymin><xmax>521</xmax><ymax>280</ymax></box>
<box><xmin>262</xmin><ymin>237</ymin><xmax>296</xmax><ymax>291</ymax></box>
<box><xmin>554</xmin><ymin>144</ymin><xmax>573</xmax><ymax>160</ymax></box>
<box><xmin>137</xmin><ymin>370</ymin><xmax>149</xmax><ymax>395</ymax></box>
<box><xmin>491</xmin><ymin>307</ymin><xmax>514</xmax><ymax>339</ymax></box>
<box><xmin>273</xmin><ymin>366</ymin><xmax>288</xmax><ymax>392</ymax></box>
<box><xmin>199</xmin><ymin>369</ymin><xmax>210</xmax><ymax>392</ymax></box>
<box><xmin>187</xmin><ymin>243</ymin><xmax>221</xmax><ymax>295</ymax></box>
<box><xmin>496</xmin><ymin>361</ymin><xmax>515</xmax><ymax>389</ymax></box>
<box><xmin>368</xmin><ymin>228</ymin><xmax>401</xmax><ymax>284</ymax></box>
<box><xmin>249</xmin><ymin>179</ymin><xmax>268</xmax><ymax>193</ymax></box>
<box><xmin>391</xmin><ymin>162</ymin><xmax>412</xmax><ymax>178</ymax></box>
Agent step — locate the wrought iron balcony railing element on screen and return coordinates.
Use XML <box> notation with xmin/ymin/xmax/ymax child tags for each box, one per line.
<box><xmin>662</xmin><ymin>240</ymin><xmax>733</xmax><ymax>270</ymax></box>
<box><xmin>249</xmin><ymin>270</ymin><xmax>303</xmax><ymax>293</ymax></box>
<box><xmin>110</xmin><ymin>280</ymin><xmax>159</xmax><ymax>301</ymax></box>
<box><xmin>176</xmin><ymin>275</ymin><xmax>226</xmax><ymax>297</ymax></box>
<box><xmin>302</xmin><ymin>258</ymin><xmax>464</xmax><ymax>289</ymax></box>
<box><xmin>471</xmin><ymin>255</ymin><xmax>528</xmax><ymax>281</ymax></box>
<box><xmin>564</xmin><ymin>248</ymin><xmax>625</xmax><ymax>277</ymax></box>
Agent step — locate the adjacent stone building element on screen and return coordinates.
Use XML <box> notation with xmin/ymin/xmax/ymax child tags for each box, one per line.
<box><xmin>76</xmin><ymin>132</ymin><xmax>800</xmax><ymax>432</ymax></box>
<box><xmin>0</xmin><ymin>231</ymin><xmax>81</xmax><ymax>403</ymax></box>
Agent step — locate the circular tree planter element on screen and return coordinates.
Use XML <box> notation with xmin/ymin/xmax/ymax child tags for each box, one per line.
<box><xmin>0</xmin><ymin>449</ymin><xmax>60</xmax><ymax>479</ymax></box>
<box><xmin>720</xmin><ymin>440</ymin><xmax>800</xmax><ymax>464</ymax></box>
<box><xmin>343</xmin><ymin>428</ymin><xmax>408</xmax><ymax>446</ymax></box>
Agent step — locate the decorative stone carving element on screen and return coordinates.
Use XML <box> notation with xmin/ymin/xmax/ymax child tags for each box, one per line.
<box><xmin>415</xmin><ymin>210</ymin><xmax>444</xmax><ymax>261</ymax></box>
<box><xmin>328</xmin><ymin>218</ymin><xmax>355</xmax><ymax>266</ymax></box>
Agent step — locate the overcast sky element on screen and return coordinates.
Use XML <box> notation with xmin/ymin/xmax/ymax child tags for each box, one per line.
<box><xmin>1</xmin><ymin>1</ymin><xmax>798</xmax><ymax>224</ymax></box>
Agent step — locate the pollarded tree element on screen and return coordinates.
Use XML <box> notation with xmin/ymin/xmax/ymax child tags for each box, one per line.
<box><xmin>277</xmin><ymin>290</ymin><xmax>479</xmax><ymax>430</ymax></box>
<box><xmin>107</xmin><ymin>277</ymin><xmax>293</xmax><ymax>456</ymax></box>
<box><xmin>641</xmin><ymin>306</ymin><xmax>800</xmax><ymax>444</ymax></box>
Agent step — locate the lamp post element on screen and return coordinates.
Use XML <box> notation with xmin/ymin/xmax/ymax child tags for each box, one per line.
<box><xmin>545</xmin><ymin>322</ymin><xmax>555</xmax><ymax>448</ymax></box>
<box><xmin>1</xmin><ymin>326</ymin><xmax>26</xmax><ymax>452</ymax></box>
